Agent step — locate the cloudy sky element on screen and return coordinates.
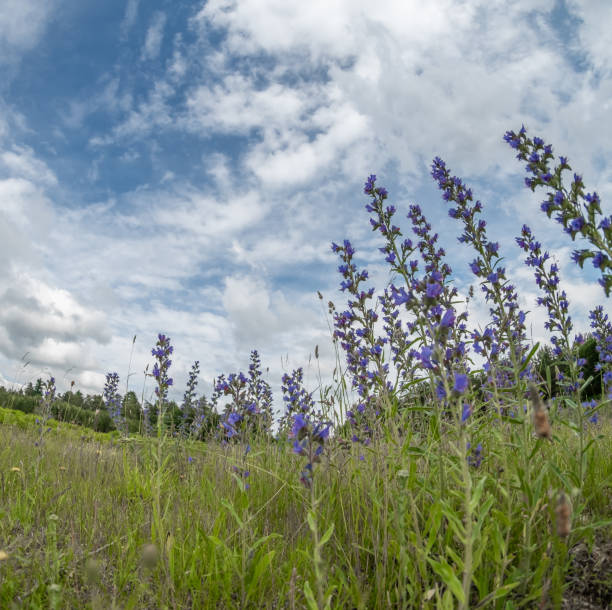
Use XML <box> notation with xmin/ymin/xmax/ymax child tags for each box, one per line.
<box><xmin>0</xmin><ymin>0</ymin><xmax>610</xmax><ymax>408</ymax></box>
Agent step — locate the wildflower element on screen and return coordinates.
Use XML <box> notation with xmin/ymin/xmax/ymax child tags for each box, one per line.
<box><xmin>151</xmin><ymin>334</ymin><xmax>173</xmax><ymax>402</ymax></box>
<box><xmin>504</xmin><ymin>126</ymin><xmax>612</xmax><ymax>296</ymax></box>
<box><xmin>582</xmin><ymin>400</ymin><xmax>599</xmax><ymax>425</ymax></box>
<box><xmin>467</xmin><ymin>442</ymin><xmax>483</xmax><ymax>468</ymax></box>
<box><xmin>589</xmin><ymin>306</ymin><xmax>612</xmax><ymax>400</ymax></box>
<box><xmin>221</xmin><ymin>411</ymin><xmax>242</xmax><ymax>439</ymax></box>
<box><xmin>217</xmin><ymin>354</ymin><xmax>273</xmax><ymax>441</ymax></box>
<box><xmin>431</xmin><ymin>156</ymin><xmax>527</xmax><ymax>386</ymax></box>
<box><xmin>453</xmin><ymin>373</ymin><xmax>469</xmax><ymax>396</ymax></box>
<box><xmin>103</xmin><ymin>372</ymin><xmax>124</xmax><ymax>434</ymax></box>
<box><xmin>284</xmin><ymin>371</ymin><xmax>331</xmax><ymax>487</ymax></box>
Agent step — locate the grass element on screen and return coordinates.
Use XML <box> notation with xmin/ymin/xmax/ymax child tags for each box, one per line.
<box><xmin>1</xmin><ymin>404</ymin><xmax>611</xmax><ymax>609</ymax></box>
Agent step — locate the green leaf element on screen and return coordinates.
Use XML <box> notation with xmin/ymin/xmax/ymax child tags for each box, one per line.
<box><xmin>500</xmin><ymin>415</ymin><xmax>524</xmax><ymax>425</ymax></box>
<box><xmin>303</xmin><ymin>581</ymin><xmax>319</xmax><ymax>610</ymax></box>
<box><xmin>248</xmin><ymin>533</ymin><xmax>281</xmax><ymax>557</ymax></box>
<box><xmin>220</xmin><ymin>498</ymin><xmax>244</xmax><ymax>528</ymax></box>
<box><xmin>548</xmin><ymin>463</ymin><xmax>572</xmax><ymax>491</ymax></box>
<box><xmin>469</xmin><ymin>475</ymin><xmax>488</xmax><ymax>514</ymax></box>
<box><xmin>472</xmin><ymin>530</ymin><xmax>488</xmax><ymax>572</ymax></box>
<box><xmin>427</xmin><ymin>558</ymin><xmax>465</xmax><ymax>604</ymax></box>
<box><xmin>520</xmin><ymin>342</ymin><xmax>540</xmax><ymax>372</ymax></box>
<box><xmin>319</xmin><ymin>523</ymin><xmax>334</xmax><ymax>547</ymax></box>
<box><xmin>425</xmin><ymin>502</ymin><xmax>443</xmax><ymax>552</ymax></box>
<box><xmin>307</xmin><ymin>510</ymin><xmax>317</xmax><ymax>535</ymax></box>
<box><xmin>571</xmin><ymin>519</ymin><xmax>612</xmax><ymax>535</ymax></box>
<box><xmin>440</xmin><ymin>503</ymin><xmax>466</xmax><ymax>544</ymax></box>
<box><xmin>231</xmin><ymin>472</ymin><xmax>245</xmax><ymax>492</ymax></box>
<box><xmin>477</xmin><ymin>497</ymin><xmax>494</xmax><ymax>526</ymax></box>
<box><xmin>579</xmin><ymin>375</ymin><xmax>594</xmax><ymax>392</ymax></box>
<box><xmin>246</xmin><ymin>550</ymin><xmax>275</xmax><ymax>601</ymax></box>
<box><xmin>474</xmin><ymin>582</ymin><xmax>521</xmax><ymax>608</ymax></box>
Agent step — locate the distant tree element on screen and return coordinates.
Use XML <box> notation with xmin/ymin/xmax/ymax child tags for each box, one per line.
<box><xmin>188</xmin><ymin>395</ymin><xmax>219</xmax><ymax>440</ymax></box>
<box><xmin>535</xmin><ymin>335</ymin><xmax>602</xmax><ymax>401</ymax></box>
<box><xmin>62</xmin><ymin>390</ymin><xmax>84</xmax><ymax>408</ymax></box>
<box><xmin>23</xmin><ymin>378</ymin><xmax>44</xmax><ymax>397</ymax></box>
<box><xmin>577</xmin><ymin>336</ymin><xmax>602</xmax><ymax>399</ymax></box>
<box><xmin>122</xmin><ymin>391</ymin><xmax>141</xmax><ymax>420</ymax></box>
<box><xmin>83</xmin><ymin>394</ymin><xmax>105</xmax><ymax>412</ymax></box>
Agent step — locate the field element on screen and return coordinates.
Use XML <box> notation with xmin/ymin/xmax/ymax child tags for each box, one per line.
<box><xmin>0</xmin><ymin>404</ymin><xmax>611</xmax><ymax>609</ymax></box>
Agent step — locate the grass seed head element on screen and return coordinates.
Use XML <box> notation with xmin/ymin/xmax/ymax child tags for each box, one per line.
<box><xmin>555</xmin><ymin>492</ymin><xmax>571</xmax><ymax>538</ymax></box>
<box><xmin>529</xmin><ymin>384</ymin><xmax>551</xmax><ymax>439</ymax></box>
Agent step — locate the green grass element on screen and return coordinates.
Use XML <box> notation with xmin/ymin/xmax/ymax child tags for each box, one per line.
<box><xmin>0</xmin><ymin>405</ymin><xmax>611</xmax><ymax>609</ymax></box>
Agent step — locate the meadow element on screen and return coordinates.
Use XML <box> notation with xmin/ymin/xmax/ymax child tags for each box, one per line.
<box><xmin>1</xmin><ymin>126</ymin><xmax>611</xmax><ymax>609</ymax></box>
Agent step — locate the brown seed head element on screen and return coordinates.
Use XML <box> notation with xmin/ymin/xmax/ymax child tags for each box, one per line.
<box><xmin>529</xmin><ymin>384</ymin><xmax>551</xmax><ymax>439</ymax></box>
<box><xmin>555</xmin><ymin>492</ymin><xmax>571</xmax><ymax>538</ymax></box>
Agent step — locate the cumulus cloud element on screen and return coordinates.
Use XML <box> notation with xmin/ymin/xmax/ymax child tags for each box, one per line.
<box><xmin>0</xmin><ymin>274</ymin><xmax>110</xmax><ymax>370</ymax></box>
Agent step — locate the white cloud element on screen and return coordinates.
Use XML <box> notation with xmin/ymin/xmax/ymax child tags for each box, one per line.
<box><xmin>566</xmin><ymin>0</ymin><xmax>612</xmax><ymax>74</ymax></box>
<box><xmin>0</xmin><ymin>145</ymin><xmax>57</xmax><ymax>186</ymax></box>
<box><xmin>120</xmin><ymin>0</ymin><xmax>140</xmax><ymax>39</ymax></box>
<box><xmin>142</xmin><ymin>12</ymin><xmax>167</xmax><ymax>61</ymax></box>
<box><xmin>0</xmin><ymin>273</ymin><xmax>110</xmax><ymax>372</ymax></box>
<box><xmin>0</xmin><ymin>0</ymin><xmax>55</xmax><ymax>63</ymax></box>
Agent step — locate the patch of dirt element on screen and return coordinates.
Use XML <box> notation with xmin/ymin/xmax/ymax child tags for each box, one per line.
<box><xmin>562</xmin><ymin>539</ymin><xmax>612</xmax><ymax>609</ymax></box>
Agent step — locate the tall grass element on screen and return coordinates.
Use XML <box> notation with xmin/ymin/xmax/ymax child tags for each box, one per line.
<box><xmin>0</xmin><ymin>408</ymin><xmax>610</xmax><ymax>608</ymax></box>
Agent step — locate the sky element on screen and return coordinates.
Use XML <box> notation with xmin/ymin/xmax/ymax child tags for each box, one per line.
<box><xmin>0</xmin><ymin>0</ymin><xmax>610</xmax><ymax>410</ymax></box>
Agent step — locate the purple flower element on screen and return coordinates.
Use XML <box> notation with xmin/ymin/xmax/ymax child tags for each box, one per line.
<box><xmin>364</xmin><ymin>174</ymin><xmax>376</xmax><ymax>194</ymax></box>
<box><xmin>227</xmin><ymin>412</ymin><xmax>242</xmax><ymax>426</ymax></box>
<box><xmin>426</xmin><ymin>282</ymin><xmax>442</xmax><ymax>299</ymax></box>
<box><xmin>592</xmin><ymin>251</ymin><xmax>605</xmax><ymax>268</ymax></box>
<box><xmin>569</xmin><ymin>217</ymin><xmax>585</xmax><ymax>233</ymax></box>
<box><xmin>151</xmin><ymin>333</ymin><xmax>173</xmax><ymax>403</ymax></box>
<box><xmin>467</xmin><ymin>442</ymin><xmax>483</xmax><ymax>468</ymax></box>
<box><xmin>292</xmin><ymin>412</ymin><xmax>307</xmax><ymax>438</ymax></box>
<box><xmin>440</xmin><ymin>308</ymin><xmax>455</xmax><ymax>328</ymax></box>
<box><xmin>453</xmin><ymin>373</ymin><xmax>469</xmax><ymax>395</ymax></box>
<box><xmin>103</xmin><ymin>372</ymin><xmax>123</xmax><ymax>433</ymax></box>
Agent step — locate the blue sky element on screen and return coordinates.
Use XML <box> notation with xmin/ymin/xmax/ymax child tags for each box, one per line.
<box><xmin>0</xmin><ymin>0</ymin><xmax>610</xmax><ymax>407</ymax></box>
